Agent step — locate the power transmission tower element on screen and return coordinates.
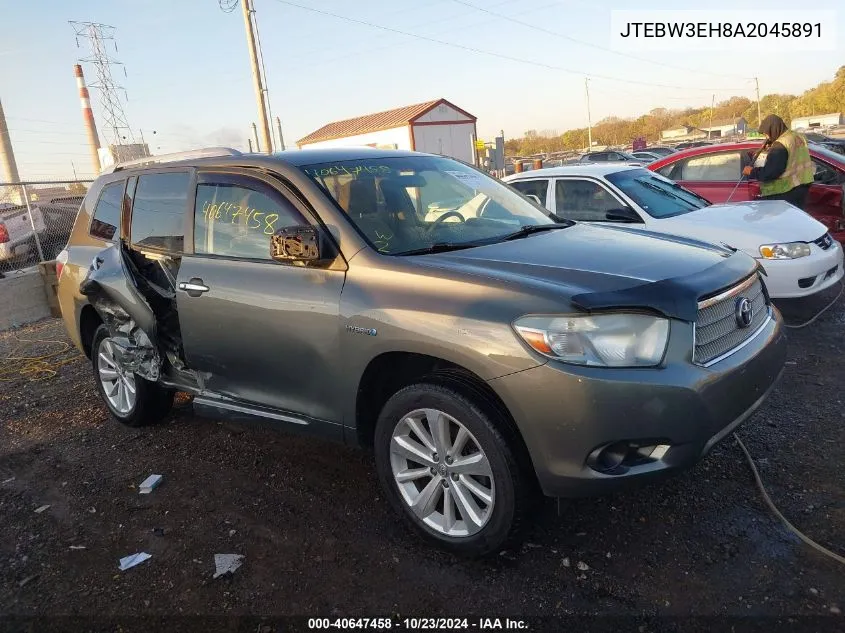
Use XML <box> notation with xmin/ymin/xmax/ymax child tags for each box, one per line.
<box><xmin>69</xmin><ymin>21</ymin><xmax>134</xmax><ymax>146</ymax></box>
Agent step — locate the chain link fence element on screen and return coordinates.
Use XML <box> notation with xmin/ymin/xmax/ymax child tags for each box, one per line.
<box><xmin>0</xmin><ymin>180</ymin><xmax>93</xmax><ymax>275</ymax></box>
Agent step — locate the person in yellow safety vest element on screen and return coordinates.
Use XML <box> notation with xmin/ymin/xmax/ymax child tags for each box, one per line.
<box><xmin>742</xmin><ymin>114</ymin><xmax>815</xmax><ymax>210</ymax></box>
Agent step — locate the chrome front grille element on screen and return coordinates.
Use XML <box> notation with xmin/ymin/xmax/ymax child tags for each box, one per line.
<box><xmin>694</xmin><ymin>275</ymin><xmax>769</xmax><ymax>366</ymax></box>
<box><xmin>813</xmin><ymin>233</ymin><xmax>834</xmax><ymax>250</ymax></box>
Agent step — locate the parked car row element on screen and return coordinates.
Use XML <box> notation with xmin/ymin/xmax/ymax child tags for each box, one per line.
<box><xmin>506</xmin><ymin>164</ymin><xmax>843</xmax><ymax>299</ymax></box>
<box><xmin>649</xmin><ymin>142</ymin><xmax>845</xmax><ymax>242</ymax></box>
<box><xmin>58</xmin><ymin>147</ymin><xmax>787</xmax><ymax>556</ymax></box>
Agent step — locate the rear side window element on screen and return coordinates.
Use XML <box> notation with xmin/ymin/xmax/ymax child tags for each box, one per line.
<box><xmin>193</xmin><ymin>176</ymin><xmax>305</xmax><ymax>260</ymax></box>
<box><xmin>678</xmin><ymin>152</ymin><xmax>741</xmax><ymax>181</ymax></box>
<box><xmin>89</xmin><ymin>181</ymin><xmax>125</xmax><ymax>241</ymax></box>
<box><xmin>130</xmin><ymin>172</ymin><xmax>189</xmax><ymax>252</ymax></box>
<box><xmin>510</xmin><ymin>179</ymin><xmax>549</xmax><ymax>206</ymax></box>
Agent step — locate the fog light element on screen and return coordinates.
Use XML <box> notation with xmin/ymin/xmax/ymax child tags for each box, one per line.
<box><xmin>588</xmin><ymin>441</ymin><xmax>672</xmax><ymax>474</ymax></box>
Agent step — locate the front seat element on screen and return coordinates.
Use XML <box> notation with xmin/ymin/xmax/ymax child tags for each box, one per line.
<box><xmin>346</xmin><ymin>179</ymin><xmax>400</xmax><ymax>253</ymax></box>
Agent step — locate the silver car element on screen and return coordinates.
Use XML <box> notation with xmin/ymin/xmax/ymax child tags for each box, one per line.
<box><xmin>57</xmin><ymin>148</ymin><xmax>786</xmax><ymax>555</ymax></box>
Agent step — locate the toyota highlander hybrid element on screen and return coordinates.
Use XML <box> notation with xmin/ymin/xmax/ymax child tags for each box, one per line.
<box><xmin>56</xmin><ymin>148</ymin><xmax>787</xmax><ymax>555</ymax></box>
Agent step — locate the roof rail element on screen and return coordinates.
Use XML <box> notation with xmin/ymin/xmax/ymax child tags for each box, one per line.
<box><xmin>102</xmin><ymin>147</ymin><xmax>243</xmax><ymax>174</ymax></box>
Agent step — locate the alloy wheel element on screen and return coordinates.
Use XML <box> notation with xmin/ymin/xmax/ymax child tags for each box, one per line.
<box><xmin>390</xmin><ymin>408</ymin><xmax>495</xmax><ymax>537</ymax></box>
<box><xmin>97</xmin><ymin>337</ymin><xmax>137</xmax><ymax>415</ymax></box>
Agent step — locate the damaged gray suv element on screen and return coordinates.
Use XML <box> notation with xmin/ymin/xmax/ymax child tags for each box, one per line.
<box><xmin>57</xmin><ymin>147</ymin><xmax>786</xmax><ymax>555</ymax></box>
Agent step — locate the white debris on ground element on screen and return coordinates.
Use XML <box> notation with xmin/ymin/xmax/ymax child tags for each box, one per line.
<box><xmin>139</xmin><ymin>474</ymin><xmax>163</xmax><ymax>494</ymax></box>
<box><xmin>119</xmin><ymin>552</ymin><xmax>152</xmax><ymax>571</ymax></box>
<box><xmin>34</xmin><ymin>505</ymin><xmax>50</xmax><ymax>513</ymax></box>
<box><xmin>213</xmin><ymin>554</ymin><xmax>245</xmax><ymax>579</ymax></box>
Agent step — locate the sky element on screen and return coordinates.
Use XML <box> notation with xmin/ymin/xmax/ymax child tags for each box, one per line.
<box><xmin>1</xmin><ymin>0</ymin><xmax>843</xmax><ymax>180</ymax></box>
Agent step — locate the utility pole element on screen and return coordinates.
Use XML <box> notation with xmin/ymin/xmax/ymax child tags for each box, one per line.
<box><xmin>275</xmin><ymin>116</ymin><xmax>286</xmax><ymax>151</ymax></box>
<box><xmin>754</xmin><ymin>77</ymin><xmax>762</xmax><ymax>127</ymax></box>
<box><xmin>248</xmin><ymin>138</ymin><xmax>253</xmax><ymax>153</ymax></box>
<box><xmin>251</xmin><ymin>122</ymin><xmax>260</xmax><ymax>153</ymax></box>
<box><xmin>585</xmin><ymin>78</ymin><xmax>592</xmax><ymax>150</ymax></box>
<box><xmin>708</xmin><ymin>94</ymin><xmax>715</xmax><ymax>140</ymax></box>
<box><xmin>241</xmin><ymin>0</ymin><xmax>272</xmax><ymax>154</ymax></box>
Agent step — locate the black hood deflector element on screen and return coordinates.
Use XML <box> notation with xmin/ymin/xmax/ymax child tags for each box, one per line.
<box><xmin>571</xmin><ymin>251</ymin><xmax>765</xmax><ymax>322</ymax></box>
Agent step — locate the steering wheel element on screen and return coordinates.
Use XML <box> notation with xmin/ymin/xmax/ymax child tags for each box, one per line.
<box><xmin>428</xmin><ymin>210</ymin><xmax>466</xmax><ymax>232</ymax></box>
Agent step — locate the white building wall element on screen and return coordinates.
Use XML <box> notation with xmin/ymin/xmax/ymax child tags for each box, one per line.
<box><xmin>791</xmin><ymin>113</ymin><xmax>844</xmax><ymax>130</ymax></box>
<box><xmin>412</xmin><ymin>122</ymin><xmax>475</xmax><ymax>163</ymax></box>
<box><xmin>414</xmin><ymin>102</ymin><xmax>472</xmax><ymax>123</ymax></box>
<box><xmin>299</xmin><ymin>126</ymin><xmax>411</xmax><ymax>150</ymax></box>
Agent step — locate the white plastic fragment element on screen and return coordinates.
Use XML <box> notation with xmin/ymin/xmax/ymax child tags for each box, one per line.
<box><xmin>213</xmin><ymin>554</ymin><xmax>244</xmax><ymax>579</ymax></box>
<box><xmin>2</xmin><ymin>477</ymin><xmax>14</xmax><ymax>484</ymax></box>
<box><xmin>139</xmin><ymin>474</ymin><xmax>163</xmax><ymax>494</ymax></box>
<box><xmin>119</xmin><ymin>552</ymin><xmax>152</xmax><ymax>571</ymax></box>
<box><xmin>34</xmin><ymin>505</ymin><xmax>50</xmax><ymax>514</ymax></box>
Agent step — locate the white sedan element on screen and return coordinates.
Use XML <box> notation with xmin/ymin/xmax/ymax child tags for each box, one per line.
<box><xmin>505</xmin><ymin>164</ymin><xmax>843</xmax><ymax>299</ymax></box>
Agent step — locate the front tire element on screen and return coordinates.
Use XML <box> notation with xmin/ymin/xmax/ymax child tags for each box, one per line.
<box><xmin>374</xmin><ymin>383</ymin><xmax>529</xmax><ymax>556</ymax></box>
<box><xmin>91</xmin><ymin>325</ymin><xmax>173</xmax><ymax>427</ymax></box>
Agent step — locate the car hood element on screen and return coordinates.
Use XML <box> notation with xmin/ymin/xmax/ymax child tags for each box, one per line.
<box><xmin>411</xmin><ymin>223</ymin><xmax>759</xmax><ymax>322</ymax></box>
<box><xmin>656</xmin><ymin>200</ymin><xmax>827</xmax><ymax>253</ymax></box>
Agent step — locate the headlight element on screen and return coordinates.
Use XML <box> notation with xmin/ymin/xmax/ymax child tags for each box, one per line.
<box><xmin>513</xmin><ymin>314</ymin><xmax>669</xmax><ymax>367</ymax></box>
<box><xmin>759</xmin><ymin>242</ymin><xmax>811</xmax><ymax>259</ymax></box>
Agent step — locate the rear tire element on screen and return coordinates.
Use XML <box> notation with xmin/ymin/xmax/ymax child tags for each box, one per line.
<box><xmin>91</xmin><ymin>325</ymin><xmax>173</xmax><ymax>427</ymax></box>
<box><xmin>374</xmin><ymin>382</ymin><xmax>529</xmax><ymax>556</ymax></box>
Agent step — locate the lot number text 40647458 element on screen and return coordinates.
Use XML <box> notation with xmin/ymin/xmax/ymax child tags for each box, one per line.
<box><xmin>307</xmin><ymin>618</ymin><xmax>529</xmax><ymax>630</ymax></box>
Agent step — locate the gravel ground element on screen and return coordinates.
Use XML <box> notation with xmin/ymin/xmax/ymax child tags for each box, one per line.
<box><xmin>0</xmin><ymin>289</ymin><xmax>843</xmax><ymax>632</ymax></box>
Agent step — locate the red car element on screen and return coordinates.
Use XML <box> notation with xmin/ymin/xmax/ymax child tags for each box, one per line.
<box><xmin>649</xmin><ymin>141</ymin><xmax>845</xmax><ymax>242</ymax></box>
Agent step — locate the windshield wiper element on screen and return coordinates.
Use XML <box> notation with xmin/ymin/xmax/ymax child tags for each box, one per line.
<box><xmin>501</xmin><ymin>224</ymin><xmax>569</xmax><ymax>241</ymax></box>
<box><xmin>666</xmin><ymin>180</ymin><xmax>710</xmax><ymax>206</ymax></box>
<box><xmin>637</xmin><ymin>179</ymin><xmax>698</xmax><ymax>208</ymax></box>
<box><xmin>393</xmin><ymin>242</ymin><xmax>481</xmax><ymax>256</ymax></box>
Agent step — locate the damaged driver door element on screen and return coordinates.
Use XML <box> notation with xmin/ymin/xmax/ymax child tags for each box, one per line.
<box><xmin>175</xmin><ymin>170</ymin><xmax>347</xmax><ymax>425</ymax></box>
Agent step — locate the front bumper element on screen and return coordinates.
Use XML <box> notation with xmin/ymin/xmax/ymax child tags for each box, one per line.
<box><xmin>489</xmin><ymin>310</ymin><xmax>787</xmax><ymax>497</ymax></box>
<box><xmin>756</xmin><ymin>242</ymin><xmax>844</xmax><ymax>298</ymax></box>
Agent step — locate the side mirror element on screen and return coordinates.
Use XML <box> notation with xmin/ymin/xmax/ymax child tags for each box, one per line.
<box><xmin>605</xmin><ymin>207</ymin><xmax>643</xmax><ymax>223</ymax></box>
<box><xmin>525</xmin><ymin>194</ymin><xmax>543</xmax><ymax>206</ymax></box>
<box><xmin>271</xmin><ymin>225</ymin><xmax>323</xmax><ymax>263</ymax></box>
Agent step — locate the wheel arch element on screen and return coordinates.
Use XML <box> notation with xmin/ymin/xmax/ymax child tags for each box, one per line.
<box><xmin>79</xmin><ymin>304</ymin><xmax>103</xmax><ymax>359</ymax></box>
<box><xmin>354</xmin><ymin>351</ymin><xmax>538</xmax><ymax>486</ymax></box>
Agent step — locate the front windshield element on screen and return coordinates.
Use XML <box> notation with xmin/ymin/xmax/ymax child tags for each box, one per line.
<box><xmin>606</xmin><ymin>168</ymin><xmax>710</xmax><ymax>219</ymax></box>
<box><xmin>299</xmin><ymin>155</ymin><xmax>555</xmax><ymax>254</ymax></box>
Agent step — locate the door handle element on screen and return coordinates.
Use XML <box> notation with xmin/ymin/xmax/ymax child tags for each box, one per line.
<box><xmin>178</xmin><ymin>278</ymin><xmax>210</xmax><ymax>296</ymax></box>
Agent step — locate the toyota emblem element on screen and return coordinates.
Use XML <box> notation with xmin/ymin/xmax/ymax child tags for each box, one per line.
<box><xmin>735</xmin><ymin>297</ymin><xmax>753</xmax><ymax>328</ymax></box>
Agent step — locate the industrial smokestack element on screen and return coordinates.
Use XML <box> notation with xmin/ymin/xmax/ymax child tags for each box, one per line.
<box><xmin>0</xmin><ymin>98</ymin><xmax>21</xmax><ymax>185</ymax></box>
<box><xmin>74</xmin><ymin>64</ymin><xmax>102</xmax><ymax>174</ymax></box>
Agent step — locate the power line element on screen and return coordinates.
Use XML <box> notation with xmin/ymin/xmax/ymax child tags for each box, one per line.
<box><xmin>281</xmin><ymin>0</ymin><xmax>557</xmax><ymax>69</ymax></box>
<box><xmin>277</xmin><ymin>0</ymin><xmax>512</xmax><ymax>64</ymax></box>
<box><xmin>448</xmin><ymin>0</ymin><xmax>750</xmax><ymax>81</ymax></box>
<box><xmin>268</xmin><ymin>0</ymin><xmax>746</xmax><ymax>92</ymax></box>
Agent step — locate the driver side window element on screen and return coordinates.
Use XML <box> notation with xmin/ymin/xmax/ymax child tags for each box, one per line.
<box><xmin>555</xmin><ymin>179</ymin><xmax>620</xmax><ymax>221</ymax></box>
<box><xmin>194</xmin><ymin>175</ymin><xmax>305</xmax><ymax>260</ymax></box>
<box><xmin>812</xmin><ymin>158</ymin><xmax>842</xmax><ymax>185</ymax></box>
